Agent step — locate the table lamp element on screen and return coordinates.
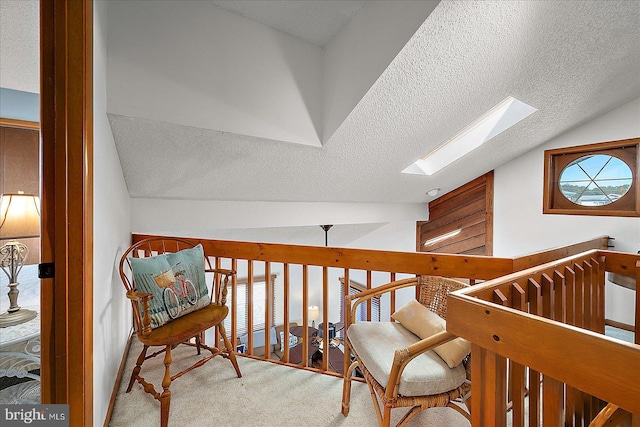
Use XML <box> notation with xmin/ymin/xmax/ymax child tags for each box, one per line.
<box><xmin>0</xmin><ymin>192</ymin><xmax>40</xmax><ymax>328</ymax></box>
<box><xmin>308</xmin><ymin>305</ymin><xmax>319</xmax><ymax>328</ymax></box>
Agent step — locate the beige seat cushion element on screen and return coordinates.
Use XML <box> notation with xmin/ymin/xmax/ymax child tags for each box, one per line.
<box><xmin>348</xmin><ymin>322</ymin><xmax>466</xmax><ymax>397</ymax></box>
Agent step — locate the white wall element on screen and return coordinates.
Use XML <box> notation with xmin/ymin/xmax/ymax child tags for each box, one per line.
<box><xmin>131</xmin><ymin>199</ymin><xmax>427</xmax><ymax>236</ymax></box>
<box><xmin>338</xmin><ymin>221</ymin><xmax>420</xmax><ymax>319</ymax></box>
<box><xmin>494</xmin><ymin>97</ymin><xmax>640</xmax><ymax>325</ymax></box>
<box><xmin>107</xmin><ymin>0</ymin><xmax>323</xmax><ymax>147</ymax></box>
<box><xmin>322</xmin><ymin>0</ymin><xmax>438</xmax><ymax>142</ymax></box>
<box><xmin>204</xmin><ymin>220</ymin><xmax>419</xmax><ymax>345</ymax></box>
<box><xmin>93</xmin><ymin>2</ymin><xmax>132</xmax><ymax>425</ymax></box>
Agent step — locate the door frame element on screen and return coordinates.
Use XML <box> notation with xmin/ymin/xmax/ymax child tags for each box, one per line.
<box><xmin>0</xmin><ymin>118</ymin><xmax>40</xmax><ymax>130</ymax></box>
<box><xmin>40</xmin><ymin>0</ymin><xmax>93</xmax><ymax>424</ymax></box>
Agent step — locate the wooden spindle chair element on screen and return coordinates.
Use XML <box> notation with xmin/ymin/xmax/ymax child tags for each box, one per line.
<box><xmin>119</xmin><ymin>237</ymin><xmax>241</xmax><ymax>427</ymax></box>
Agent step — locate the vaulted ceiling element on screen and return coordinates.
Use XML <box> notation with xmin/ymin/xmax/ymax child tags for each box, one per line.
<box><xmin>2</xmin><ymin>0</ymin><xmax>639</xmax><ymax>208</ymax></box>
<box><xmin>107</xmin><ymin>0</ymin><xmax>640</xmax><ymax>205</ymax></box>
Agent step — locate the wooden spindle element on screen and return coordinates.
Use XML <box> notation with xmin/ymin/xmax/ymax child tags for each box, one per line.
<box><xmin>264</xmin><ymin>262</ymin><xmax>271</xmax><ymax>359</ymax></box>
<box><xmin>510</xmin><ymin>283</ymin><xmax>527</xmax><ymax>427</ymax></box>
<box><xmin>283</xmin><ymin>263</ymin><xmax>290</xmax><ymax>363</ymax></box>
<box><xmin>366</xmin><ymin>270</ymin><xmax>372</xmax><ymax>321</ymax></box>
<box><xmin>322</xmin><ymin>266</ymin><xmax>329</xmax><ymax>371</ymax></box>
<box><xmin>553</xmin><ymin>270</ymin><xmax>565</xmax><ymax>323</ymax></box>
<box><xmin>573</xmin><ymin>264</ymin><xmax>584</xmax><ymax>329</ymax></box>
<box><xmin>247</xmin><ymin>261</ymin><xmax>254</xmax><ymax>355</ymax></box>
<box><xmin>527</xmin><ymin>278</ymin><xmax>542</xmax><ymax>427</ymax></box>
<box><xmin>543</xmin><ymin>376</ymin><xmax>564</xmax><ymax>426</ymax></box>
<box><xmin>302</xmin><ymin>265</ymin><xmax>309</xmax><ymax>367</ymax></box>
<box><xmin>541</xmin><ymin>273</ymin><xmax>553</xmax><ymax>319</ymax></box>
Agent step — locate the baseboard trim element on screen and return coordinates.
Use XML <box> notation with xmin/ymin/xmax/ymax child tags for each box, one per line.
<box><xmin>103</xmin><ymin>329</ymin><xmax>135</xmax><ymax>427</ymax></box>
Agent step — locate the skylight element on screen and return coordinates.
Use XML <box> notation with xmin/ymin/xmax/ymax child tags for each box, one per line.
<box><xmin>403</xmin><ymin>97</ymin><xmax>537</xmax><ymax>176</ymax></box>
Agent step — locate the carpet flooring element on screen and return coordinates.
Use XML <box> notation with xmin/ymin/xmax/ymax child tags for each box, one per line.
<box><xmin>110</xmin><ymin>339</ymin><xmax>471</xmax><ymax>426</ymax></box>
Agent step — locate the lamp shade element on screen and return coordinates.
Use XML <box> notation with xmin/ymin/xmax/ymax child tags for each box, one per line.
<box><xmin>0</xmin><ymin>193</ymin><xmax>41</xmax><ymax>240</ymax></box>
<box><xmin>308</xmin><ymin>305</ymin><xmax>319</xmax><ymax>322</ymax></box>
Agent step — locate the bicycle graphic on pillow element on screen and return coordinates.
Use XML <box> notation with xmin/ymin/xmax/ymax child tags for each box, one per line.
<box><xmin>153</xmin><ymin>262</ymin><xmax>199</xmax><ymax>319</ymax></box>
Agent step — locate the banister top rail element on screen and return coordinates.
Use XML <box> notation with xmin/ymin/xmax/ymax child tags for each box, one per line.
<box><xmin>511</xmin><ymin>235</ymin><xmax>610</xmax><ymax>271</ymax></box>
<box><xmin>454</xmin><ymin>249</ymin><xmax>602</xmax><ymax>301</ymax></box>
<box><xmin>451</xmin><ymin>248</ymin><xmax>636</xmax><ymax>301</ymax></box>
<box><xmin>132</xmin><ymin>234</ymin><xmax>610</xmax><ymax>280</ymax></box>
<box><xmin>133</xmin><ymin>234</ymin><xmax>514</xmax><ymax>280</ymax></box>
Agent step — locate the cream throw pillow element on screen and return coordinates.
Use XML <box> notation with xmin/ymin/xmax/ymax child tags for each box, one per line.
<box><xmin>392</xmin><ymin>299</ymin><xmax>471</xmax><ymax>368</ymax></box>
<box><xmin>392</xmin><ymin>299</ymin><xmax>444</xmax><ymax>338</ymax></box>
<box><xmin>435</xmin><ymin>337</ymin><xmax>471</xmax><ymax>369</ymax></box>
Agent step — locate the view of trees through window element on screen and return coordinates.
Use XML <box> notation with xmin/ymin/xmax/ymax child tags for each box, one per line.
<box><xmin>544</xmin><ymin>138</ymin><xmax>639</xmax><ymax>217</ymax></box>
<box><xmin>559</xmin><ymin>154</ymin><xmax>632</xmax><ymax>206</ymax></box>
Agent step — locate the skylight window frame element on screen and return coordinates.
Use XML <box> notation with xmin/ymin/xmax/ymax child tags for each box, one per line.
<box><xmin>403</xmin><ymin>96</ymin><xmax>537</xmax><ymax>176</ymax></box>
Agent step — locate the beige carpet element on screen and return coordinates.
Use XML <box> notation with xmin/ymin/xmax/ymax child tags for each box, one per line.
<box><xmin>110</xmin><ymin>339</ymin><xmax>471</xmax><ymax>426</ymax></box>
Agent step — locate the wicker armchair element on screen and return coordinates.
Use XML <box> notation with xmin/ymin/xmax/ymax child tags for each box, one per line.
<box><xmin>341</xmin><ymin>276</ymin><xmax>471</xmax><ymax>427</ymax></box>
<box><xmin>119</xmin><ymin>237</ymin><xmax>242</xmax><ymax>427</ymax></box>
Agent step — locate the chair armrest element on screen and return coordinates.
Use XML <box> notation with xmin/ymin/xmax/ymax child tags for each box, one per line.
<box><xmin>206</xmin><ymin>269</ymin><xmax>236</xmax><ymax>305</ymax></box>
<box><xmin>125</xmin><ymin>290</ymin><xmax>153</xmax><ymax>302</ymax></box>
<box><xmin>385</xmin><ymin>330</ymin><xmax>458</xmax><ymax>400</ymax></box>
<box><xmin>403</xmin><ymin>330</ymin><xmax>457</xmax><ymax>360</ymax></box>
<box><xmin>205</xmin><ymin>268</ymin><xmax>236</xmax><ymax>276</ymax></box>
<box><xmin>126</xmin><ymin>291</ymin><xmax>154</xmax><ymax>336</ymax></box>
<box><xmin>344</xmin><ymin>277</ymin><xmax>418</xmax><ymax>329</ymax></box>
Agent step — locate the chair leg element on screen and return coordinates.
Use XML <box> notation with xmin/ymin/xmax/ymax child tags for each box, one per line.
<box><xmin>126</xmin><ymin>344</ymin><xmax>148</xmax><ymax>393</ymax></box>
<box><xmin>342</xmin><ymin>360</ymin><xmax>359</xmax><ymax>416</ymax></box>
<box><xmin>364</xmin><ymin>375</ymin><xmax>385</xmax><ymax>426</ymax></box>
<box><xmin>381</xmin><ymin>405</ymin><xmax>393</xmax><ymax>427</ymax></box>
<box><xmin>195</xmin><ymin>333</ymin><xmax>202</xmax><ymax>355</ymax></box>
<box><xmin>159</xmin><ymin>344</ymin><xmax>172</xmax><ymax>427</ymax></box>
<box><xmin>397</xmin><ymin>406</ymin><xmax>423</xmax><ymax>427</ymax></box>
<box><xmin>447</xmin><ymin>401</ymin><xmax>472</xmax><ymax>421</ymax></box>
<box><xmin>219</xmin><ymin>324</ymin><xmax>242</xmax><ymax>378</ymax></box>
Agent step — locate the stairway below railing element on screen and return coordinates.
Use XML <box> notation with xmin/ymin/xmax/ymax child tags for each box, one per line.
<box><xmin>448</xmin><ymin>249</ymin><xmax>639</xmax><ymax>426</ymax></box>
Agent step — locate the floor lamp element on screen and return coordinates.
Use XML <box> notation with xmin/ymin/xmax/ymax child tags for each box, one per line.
<box><xmin>0</xmin><ymin>192</ymin><xmax>40</xmax><ymax>328</ymax></box>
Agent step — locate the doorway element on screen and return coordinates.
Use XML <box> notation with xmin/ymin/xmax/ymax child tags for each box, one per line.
<box><xmin>2</xmin><ymin>1</ymin><xmax>110</xmax><ymax>424</ymax></box>
<box><xmin>0</xmin><ymin>119</ymin><xmax>41</xmax><ymax>403</ymax></box>
<box><xmin>39</xmin><ymin>0</ymin><xmax>94</xmax><ymax>424</ymax></box>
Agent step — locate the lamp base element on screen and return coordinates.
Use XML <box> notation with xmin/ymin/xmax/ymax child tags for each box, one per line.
<box><xmin>0</xmin><ymin>308</ymin><xmax>37</xmax><ymax>328</ymax></box>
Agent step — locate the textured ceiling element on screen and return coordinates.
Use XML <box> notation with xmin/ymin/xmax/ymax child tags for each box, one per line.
<box><xmin>111</xmin><ymin>0</ymin><xmax>640</xmax><ymax>204</ymax></box>
<box><xmin>209</xmin><ymin>0</ymin><xmax>366</xmax><ymax>47</ymax></box>
<box><xmin>0</xmin><ymin>0</ymin><xmax>39</xmax><ymax>93</ymax></box>
<box><xmin>2</xmin><ymin>1</ymin><xmax>639</xmax><ymax>209</ymax></box>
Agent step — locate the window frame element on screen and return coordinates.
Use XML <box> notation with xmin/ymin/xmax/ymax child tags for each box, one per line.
<box><xmin>224</xmin><ymin>274</ymin><xmax>277</xmax><ymax>338</ymax></box>
<box><xmin>543</xmin><ymin>138</ymin><xmax>640</xmax><ymax>217</ymax></box>
<box><xmin>339</xmin><ymin>278</ymin><xmax>380</xmax><ymax>324</ymax></box>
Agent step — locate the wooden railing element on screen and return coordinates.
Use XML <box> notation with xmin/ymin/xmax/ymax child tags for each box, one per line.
<box><xmin>448</xmin><ymin>249</ymin><xmax>639</xmax><ymax>426</ymax></box>
<box><xmin>132</xmin><ymin>234</ymin><xmax>611</xmax><ymax>382</ymax></box>
<box><xmin>133</xmin><ymin>233</ymin><xmax>514</xmax><ymax>377</ymax></box>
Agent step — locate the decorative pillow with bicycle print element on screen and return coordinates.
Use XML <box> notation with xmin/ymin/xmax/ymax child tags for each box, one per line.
<box><xmin>130</xmin><ymin>244</ymin><xmax>210</xmax><ymax>329</ymax></box>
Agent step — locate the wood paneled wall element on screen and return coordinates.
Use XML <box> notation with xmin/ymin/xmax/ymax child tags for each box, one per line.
<box><xmin>418</xmin><ymin>171</ymin><xmax>494</xmax><ymax>255</ymax></box>
<box><xmin>0</xmin><ymin>122</ymin><xmax>40</xmax><ymax>263</ymax></box>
